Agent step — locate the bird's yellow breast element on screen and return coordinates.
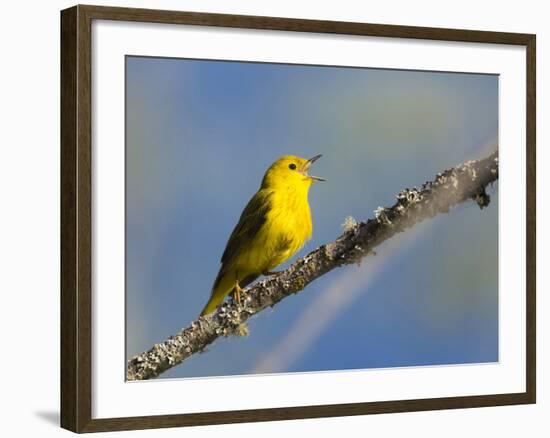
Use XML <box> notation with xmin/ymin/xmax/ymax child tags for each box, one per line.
<box><xmin>234</xmin><ymin>185</ymin><xmax>312</xmax><ymax>274</ymax></box>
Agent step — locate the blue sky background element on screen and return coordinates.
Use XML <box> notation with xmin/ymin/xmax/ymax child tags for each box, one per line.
<box><xmin>125</xmin><ymin>56</ymin><xmax>498</xmax><ymax>379</ymax></box>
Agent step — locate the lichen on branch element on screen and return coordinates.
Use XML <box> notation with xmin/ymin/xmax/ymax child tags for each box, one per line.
<box><xmin>127</xmin><ymin>151</ymin><xmax>498</xmax><ymax>381</ymax></box>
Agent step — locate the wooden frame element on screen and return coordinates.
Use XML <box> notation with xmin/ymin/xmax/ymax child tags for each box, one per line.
<box><xmin>60</xmin><ymin>4</ymin><xmax>536</xmax><ymax>433</ymax></box>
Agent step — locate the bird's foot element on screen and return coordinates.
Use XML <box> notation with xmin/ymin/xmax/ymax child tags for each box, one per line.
<box><xmin>231</xmin><ymin>282</ymin><xmax>243</xmax><ymax>306</ymax></box>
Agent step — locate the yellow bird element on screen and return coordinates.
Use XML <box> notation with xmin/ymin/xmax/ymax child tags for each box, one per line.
<box><xmin>200</xmin><ymin>154</ymin><xmax>324</xmax><ymax>316</ymax></box>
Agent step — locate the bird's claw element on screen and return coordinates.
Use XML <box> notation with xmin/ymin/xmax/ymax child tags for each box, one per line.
<box><xmin>232</xmin><ymin>282</ymin><xmax>243</xmax><ymax>306</ymax></box>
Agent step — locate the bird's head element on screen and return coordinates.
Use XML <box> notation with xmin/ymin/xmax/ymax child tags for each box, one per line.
<box><xmin>261</xmin><ymin>154</ymin><xmax>325</xmax><ymax>190</ymax></box>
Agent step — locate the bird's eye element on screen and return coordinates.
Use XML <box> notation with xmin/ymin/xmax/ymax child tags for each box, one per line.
<box><xmin>288</xmin><ymin>163</ymin><xmax>297</xmax><ymax>170</ymax></box>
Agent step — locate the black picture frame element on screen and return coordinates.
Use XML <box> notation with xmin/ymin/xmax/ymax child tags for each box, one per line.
<box><xmin>61</xmin><ymin>4</ymin><xmax>536</xmax><ymax>432</ymax></box>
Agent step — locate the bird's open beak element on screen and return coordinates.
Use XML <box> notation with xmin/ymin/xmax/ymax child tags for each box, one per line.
<box><xmin>304</xmin><ymin>154</ymin><xmax>326</xmax><ymax>181</ymax></box>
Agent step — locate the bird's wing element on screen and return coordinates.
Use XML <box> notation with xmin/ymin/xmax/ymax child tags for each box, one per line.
<box><xmin>220</xmin><ymin>189</ymin><xmax>272</xmax><ymax>266</ymax></box>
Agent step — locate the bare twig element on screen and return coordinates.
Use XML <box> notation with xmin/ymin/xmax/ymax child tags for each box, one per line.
<box><xmin>127</xmin><ymin>151</ymin><xmax>499</xmax><ymax>380</ymax></box>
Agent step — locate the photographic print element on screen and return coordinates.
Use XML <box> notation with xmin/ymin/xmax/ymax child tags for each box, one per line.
<box><xmin>61</xmin><ymin>6</ymin><xmax>535</xmax><ymax>432</ymax></box>
<box><xmin>125</xmin><ymin>56</ymin><xmax>498</xmax><ymax>380</ymax></box>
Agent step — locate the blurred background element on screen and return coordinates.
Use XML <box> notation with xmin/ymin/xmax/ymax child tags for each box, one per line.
<box><xmin>125</xmin><ymin>56</ymin><xmax>498</xmax><ymax>379</ymax></box>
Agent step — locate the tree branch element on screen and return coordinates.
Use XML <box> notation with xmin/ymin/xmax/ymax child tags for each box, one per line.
<box><xmin>127</xmin><ymin>151</ymin><xmax>499</xmax><ymax>381</ymax></box>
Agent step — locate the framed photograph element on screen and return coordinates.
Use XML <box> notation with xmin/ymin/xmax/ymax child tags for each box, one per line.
<box><xmin>60</xmin><ymin>4</ymin><xmax>536</xmax><ymax>433</ymax></box>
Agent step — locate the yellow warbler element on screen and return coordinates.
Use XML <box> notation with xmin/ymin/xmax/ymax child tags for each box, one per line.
<box><xmin>200</xmin><ymin>154</ymin><xmax>324</xmax><ymax>316</ymax></box>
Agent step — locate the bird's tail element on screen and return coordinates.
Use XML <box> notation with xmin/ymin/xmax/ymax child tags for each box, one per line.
<box><xmin>199</xmin><ymin>270</ymin><xmax>260</xmax><ymax>316</ymax></box>
<box><xmin>200</xmin><ymin>270</ymin><xmax>234</xmax><ymax>316</ymax></box>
